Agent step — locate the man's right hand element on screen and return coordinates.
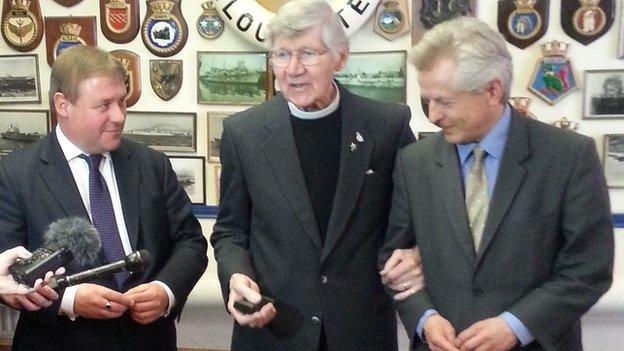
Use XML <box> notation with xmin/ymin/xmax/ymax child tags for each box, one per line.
<box><xmin>227</xmin><ymin>273</ymin><xmax>276</xmax><ymax>328</ymax></box>
<box><xmin>74</xmin><ymin>283</ymin><xmax>134</xmax><ymax>319</ymax></box>
<box><xmin>423</xmin><ymin>314</ymin><xmax>460</xmax><ymax>351</ymax></box>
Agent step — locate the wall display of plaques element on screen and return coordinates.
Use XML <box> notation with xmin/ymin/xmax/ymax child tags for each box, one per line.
<box><xmin>497</xmin><ymin>0</ymin><xmax>549</xmax><ymax>49</ymax></box>
<box><xmin>561</xmin><ymin>0</ymin><xmax>614</xmax><ymax>45</ymax></box>
<box><xmin>335</xmin><ymin>50</ymin><xmax>406</xmax><ymax>104</ymax></box>
<box><xmin>150</xmin><ymin>59</ymin><xmax>182</xmax><ymax>101</ymax></box>
<box><xmin>374</xmin><ymin>0</ymin><xmax>410</xmax><ymax>41</ymax></box>
<box><xmin>52</xmin><ymin>0</ymin><xmax>84</xmax><ymax>6</ymax></box>
<box><xmin>0</xmin><ymin>109</ymin><xmax>49</xmax><ymax>160</ymax></box>
<box><xmin>1</xmin><ymin>0</ymin><xmax>44</xmax><ymax>52</ymax></box>
<box><xmin>411</xmin><ymin>0</ymin><xmax>476</xmax><ymax>44</ymax></box>
<box><xmin>528</xmin><ymin>40</ymin><xmax>579</xmax><ymax>105</ymax></box>
<box><xmin>123</xmin><ymin>111</ymin><xmax>196</xmax><ymax>152</ymax></box>
<box><xmin>603</xmin><ymin>134</ymin><xmax>624</xmax><ymax>188</ymax></box>
<box><xmin>582</xmin><ymin>69</ymin><xmax>624</xmax><ymax>119</ymax></box>
<box><xmin>111</xmin><ymin>49</ymin><xmax>141</xmax><ymax>108</ymax></box>
<box><xmin>141</xmin><ymin>0</ymin><xmax>188</xmax><ymax>57</ymax></box>
<box><xmin>168</xmin><ymin>155</ymin><xmax>206</xmax><ymax>204</ymax></box>
<box><xmin>0</xmin><ymin>54</ymin><xmax>41</xmax><ymax>104</ymax></box>
<box><xmin>44</xmin><ymin>16</ymin><xmax>96</xmax><ymax>66</ymax></box>
<box><xmin>197</xmin><ymin>51</ymin><xmax>268</xmax><ymax>105</ymax></box>
<box><xmin>100</xmin><ymin>0</ymin><xmax>140</xmax><ymax>44</ymax></box>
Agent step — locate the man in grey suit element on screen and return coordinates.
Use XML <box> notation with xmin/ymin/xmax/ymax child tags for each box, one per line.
<box><xmin>380</xmin><ymin>17</ymin><xmax>614</xmax><ymax>351</ymax></box>
<box><xmin>211</xmin><ymin>1</ymin><xmax>422</xmax><ymax>350</ymax></box>
<box><xmin>0</xmin><ymin>46</ymin><xmax>207</xmax><ymax>351</ymax></box>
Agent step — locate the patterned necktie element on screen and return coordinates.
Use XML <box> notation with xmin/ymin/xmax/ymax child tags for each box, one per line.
<box><xmin>81</xmin><ymin>154</ymin><xmax>129</xmax><ymax>289</ymax></box>
<box><xmin>465</xmin><ymin>147</ymin><xmax>489</xmax><ymax>252</ymax></box>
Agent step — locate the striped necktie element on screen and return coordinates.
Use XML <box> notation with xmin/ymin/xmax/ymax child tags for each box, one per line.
<box><xmin>465</xmin><ymin>147</ymin><xmax>489</xmax><ymax>252</ymax></box>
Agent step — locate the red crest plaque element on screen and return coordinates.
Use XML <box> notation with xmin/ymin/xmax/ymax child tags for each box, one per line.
<box><xmin>100</xmin><ymin>0</ymin><xmax>140</xmax><ymax>44</ymax></box>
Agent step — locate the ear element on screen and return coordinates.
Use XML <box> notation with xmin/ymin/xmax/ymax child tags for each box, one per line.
<box><xmin>485</xmin><ymin>78</ymin><xmax>504</xmax><ymax>105</ymax></box>
<box><xmin>333</xmin><ymin>46</ymin><xmax>349</xmax><ymax>72</ymax></box>
<box><xmin>53</xmin><ymin>92</ymin><xmax>70</xmax><ymax>119</ymax></box>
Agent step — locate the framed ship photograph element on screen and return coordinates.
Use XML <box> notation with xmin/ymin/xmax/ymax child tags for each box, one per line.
<box><xmin>168</xmin><ymin>156</ymin><xmax>206</xmax><ymax>205</ymax></box>
<box><xmin>0</xmin><ymin>109</ymin><xmax>49</xmax><ymax>160</ymax></box>
<box><xmin>335</xmin><ymin>51</ymin><xmax>406</xmax><ymax>104</ymax></box>
<box><xmin>583</xmin><ymin>69</ymin><xmax>624</xmax><ymax>119</ymax></box>
<box><xmin>619</xmin><ymin>3</ymin><xmax>624</xmax><ymax>59</ymax></box>
<box><xmin>207</xmin><ymin>110</ymin><xmax>235</xmax><ymax>163</ymax></box>
<box><xmin>123</xmin><ymin>111</ymin><xmax>197</xmax><ymax>152</ymax></box>
<box><xmin>197</xmin><ymin>51</ymin><xmax>269</xmax><ymax>105</ymax></box>
<box><xmin>603</xmin><ymin>134</ymin><xmax>624</xmax><ymax>188</ymax></box>
<box><xmin>0</xmin><ymin>55</ymin><xmax>41</xmax><ymax>104</ymax></box>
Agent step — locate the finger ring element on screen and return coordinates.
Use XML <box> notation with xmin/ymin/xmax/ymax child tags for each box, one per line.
<box><xmin>105</xmin><ymin>301</ymin><xmax>112</xmax><ymax>310</ymax></box>
<box><xmin>402</xmin><ymin>282</ymin><xmax>409</xmax><ymax>289</ymax></box>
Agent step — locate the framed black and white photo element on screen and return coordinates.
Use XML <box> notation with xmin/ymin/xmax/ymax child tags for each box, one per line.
<box><xmin>619</xmin><ymin>3</ymin><xmax>624</xmax><ymax>59</ymax></box>
<box><xmin>582</xmin><ymin>69</ymin><xmax>624</xmax><ymax>119</ymax></box>
<box><xmin>335</xmin><ymin>51</ymin><xmax>406</xmax><ymax>104</ymax></box>
<box><xmin>197</xmin><ymin>51</ymin><xmax>269</xmax><ymax>105</ymax></box>
<box><xmin>169</xmin><ymin>156</ymin><xmax>206</xmax><ymax>205</ymax></box>
<box><xmin>207</xmin><ymin>111</ymin><xmax>234</xmax><ymax>163</ymax></box>
<box><xmin>214</xmin><ymin>164</ymin><xmax>221</xmax><ymax>205</ymax></box>
<box><xmin>0</xmin><ymin>55</ymin><xmax>41</xmax><ymax>104</ymax></box>
<box><xmin>604</xmin><ymin>134</ymin><xmax>624</xmax><ymax>188</ymax></box>
<box><xmin>0</xmin><ymin>109</ymin><xmax>49</xmax><ymax>160</ymax></box>
<box><xmin>123</xmin><ymin>111</ymin><xmax>197</xmax><ymax>152</ymax></box>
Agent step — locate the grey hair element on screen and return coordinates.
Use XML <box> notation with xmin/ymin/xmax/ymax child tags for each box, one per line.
<box><xmin>266</xmin><ymin>0</ymin><xmax>349</xmax><ymax>54</ymax></box>
<box><xmin>410</xmin><ymin>16</ymin><xmax>513</xmax><ymax>101</ymax></box>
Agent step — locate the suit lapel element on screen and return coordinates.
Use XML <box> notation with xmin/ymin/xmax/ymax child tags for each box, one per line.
<box><xmin>263</xmin><ymin>96</ymin><xmax>323</xmax><ymax>250</ymax></box>
<box><xmin>38</xmin><ymin>134</ymin><xmax>89</xmax><ymax>218</ymax></box>
<box><xmin>110</xmin><ymin>142</ymin><xmax>140</xmax><ymax>250</ymax></box>
<box><xmin>321</xmin><ymin>86</ymin><xmax>374</xmax><ymax>262</ymax></box>
<box><xmin>435</xmin><ymin>137</ymin><xmax>477</xmax><ymax>266</ymax></box>
<box><xmin>476</xmin><ymin>112</ymin><xmax>530</xmax><ymax>261</ymax></box>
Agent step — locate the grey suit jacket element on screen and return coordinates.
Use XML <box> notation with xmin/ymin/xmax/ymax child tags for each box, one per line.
<box><xmin>211</xmin><ymin>83</ymin><xmax>415</xmax><ymax>351</ymax></box>
<box><xmin>381</xmin><ymin>110</ymin><xmax>614</xmax><ymax>351</ymax></box>
<box><xmin>0</xmin><ymin>133</ymin><xmax>208</xmax><ymax>351</ymax></box>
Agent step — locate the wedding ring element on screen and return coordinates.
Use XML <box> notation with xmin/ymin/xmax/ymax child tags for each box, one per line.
<box><xmin>402</xmin><ymin>282</ymin><xmax>409</xmax><ymax>289</ymax></box>
<box><xmin>105</xmin><ymin>301</ymin><xmax>112</xmax><ymax>310</ymax></box>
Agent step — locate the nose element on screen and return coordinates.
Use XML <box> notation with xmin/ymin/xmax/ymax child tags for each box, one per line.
<box><xmin>111</xmin><ymin>100</ymin><xmax>126</xmax><ymax>123</ymax></box>
<box><xmin>427</xmin><ymin>100</ymin><xmax>444</xmax><ymax>125</ymax></box>
<box><xmin>285</xmin><ymin>54</ymin><xmax>305</xmax><ymax>75</ymax></box>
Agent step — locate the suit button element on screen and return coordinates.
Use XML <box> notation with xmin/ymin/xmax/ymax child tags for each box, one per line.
<box><xmin>320</xmin><ymin>275</ymin><xmax>328</xmax><ymax>284</ymax></box>
<box><xmin>311</xmin><ymin>316</ymin><xmax>321</xmax><ymax>325</ymax></box>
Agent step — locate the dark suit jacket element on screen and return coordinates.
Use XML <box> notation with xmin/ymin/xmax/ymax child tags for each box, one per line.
<box><xmin>211</xmin><ymin>83</ymin><xmax>415</xmax><ymax>351</ymax></box>
<box><xmin>381</xmin><ymin>110</ymin><xmax>614</xmax><ymax>351</ymax></box>
<box><xmin>0</xmin><ymin>133</ymin><xmax>208</xmax><ymax>351</ymax></box>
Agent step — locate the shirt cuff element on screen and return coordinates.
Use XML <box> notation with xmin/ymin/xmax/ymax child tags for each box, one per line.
<box><xmin>500</xmin><ymin>311</ymin><xmax>535</xmax><ymax>346</ymax></box>
<box><xmin>59</xmin><ymin>285</ymin><xmax>79</xmax><ymax>321</ymax></box>
<box><xmin>153</xmin><ymin>280</ymin><xmax>175</xmax><ymax>317</ymax></box>
<box><xmin>415</xmin><ymin>309</ymin><xmax>439</xmax><ymax>342</ymax></box>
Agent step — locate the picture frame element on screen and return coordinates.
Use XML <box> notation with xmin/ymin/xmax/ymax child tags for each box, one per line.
<box><xmin>169</xmin><ymin>156</ymin><xmax>206</xmax><ymax>205</ymax></box>
<box><xmin>582</xmin><ymin>69</ymin><xmax>624</xmax><ymax>119</ymax></box>
<box><xmin>603</xmin><ymin>134</ymin><xmax>624</xmax><ymax>188</ymax></box>
<box><xmin>335</xmin><ymin>50</ymin><xmax>406</xmax><ymax>104</ymax></box>
<box><xmin>214</xmin><ymin>164</ymin><xmax>221</xmax><ymax>205</ymax></box>
<box><xmin>207</xmin><ymin>111</ymin><xmax>233</xmax><ymax>163</ymax></box>
<box><xmin>0</xmin><ymin>55</ymin><xmax>41</xmax><ymax>104</ymax></box>
<box><xmin>417</xmin><ymin>131</ymin><xmax>437</xmax><ymax>140</ymax></box>
<box><xmin>0</xmin><ymin>109</ymin><xmax>49</xmax><ymax>160</ymax></box>
<box><xmin>123</xmin><ymin>111</ymin><xmax>197</xmax><ymax>152</ymax></box>
<box><xmin>619</xmin><ymin>3</ymin><xmax>624</xmax><ymax>59</ymax></box>
<box><xmin>197</xmin><ymin>51</ymin><xmax>269</xmax><ymax>105</ymax></box>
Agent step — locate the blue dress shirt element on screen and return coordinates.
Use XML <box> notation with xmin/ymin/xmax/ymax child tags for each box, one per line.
<box><xmin>415</xmin><ymin>104</ymin><xmax>535</xmax><ymax>346</ymax></box>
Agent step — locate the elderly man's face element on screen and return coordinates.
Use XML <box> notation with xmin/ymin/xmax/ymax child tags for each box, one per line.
<box><xmin>55</xmin><ymin>74</ymin><xmax>127</xmax><ymax>154</ymax></box>
<box><xmin>272</xmin><ymin>26</ymin><xmax>347</xmax><ymax>111</ymax></box>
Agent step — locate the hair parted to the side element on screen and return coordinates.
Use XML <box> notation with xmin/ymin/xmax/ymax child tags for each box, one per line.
<box><xmin>410</xmin><ymin>16</ymin><xmax>513</xmax><ymax>101</ymax></box>
<box><xmin>266</xmin><ymin>0</ymin><xmax>349</xmax><ymax>54</ymax></box>
<box><xmin>50</xmin><ymin>45</ymin><xmax>127</xmax><ymax>103</ymax></box>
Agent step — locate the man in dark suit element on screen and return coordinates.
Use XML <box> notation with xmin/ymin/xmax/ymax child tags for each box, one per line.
<box><xmin>380</xmin><ymin>17</ymin><xmax>614</xmax><ymax>351</ymax></box>
<box><xmin>211</xmin><ymin>1</ymin><xmax>422</xmax><ymax>350</ymax></box>
<box><xmin>0</xmin><ymin>46</ymin><xmax>208</xmax><ymax>351</ymax></box>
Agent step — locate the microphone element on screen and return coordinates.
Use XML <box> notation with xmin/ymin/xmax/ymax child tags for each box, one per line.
<box><xmin>48</xmin><ymin>250</ymin><xmax>151</xmax><ymax>290</ymax></box>
<box><xmin>9</xmin><ymin>217</ymin><xmax>102</xmax><ymax>287</ymax></box>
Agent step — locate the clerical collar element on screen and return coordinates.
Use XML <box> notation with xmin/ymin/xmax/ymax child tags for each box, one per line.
<box><xmin>288</xmin><ymin>82</ymin><xmax>341</xmax><ymax>120</ymax></box>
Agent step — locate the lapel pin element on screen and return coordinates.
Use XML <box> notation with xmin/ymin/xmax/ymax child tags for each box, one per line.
<box><xmin>355</xmin><ymin>132</ymin><xmax>364</xmax><ymax>143</ymax></box>
<box><xmin>366</xmin><ymin>169</ymin><xmax>375</xmax><ymax>174</ymax></box>
<box><xmin>350</xmin><ymin>142</ymin><xmax>357</xmax><ymax>152</ymax></box>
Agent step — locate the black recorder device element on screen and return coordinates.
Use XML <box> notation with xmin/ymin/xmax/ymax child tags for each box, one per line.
<box><xmin>234</xmin><ymin>295</ymin><xmax>275</xmax><ymax>314</ymax></box>
<box><xmin>9</xmin><ymin>246</ymin><xmax>74</xmax><ymax>287</ymax></box>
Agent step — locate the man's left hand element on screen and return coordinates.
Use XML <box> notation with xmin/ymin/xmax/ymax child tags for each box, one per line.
<box><xmin>380</xmin><ymin>246</ymin><xmax>424</xmax><ymax>300</ymax></box>
<box><xmin>456</xmin><ymin>317</ymin><xmax>518</xmax><ymax>351</ymax></box>
<box><xmin>124</xmin><ymin>283</ymin><xmax>169</xmax><ymax>325</ymax></box>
